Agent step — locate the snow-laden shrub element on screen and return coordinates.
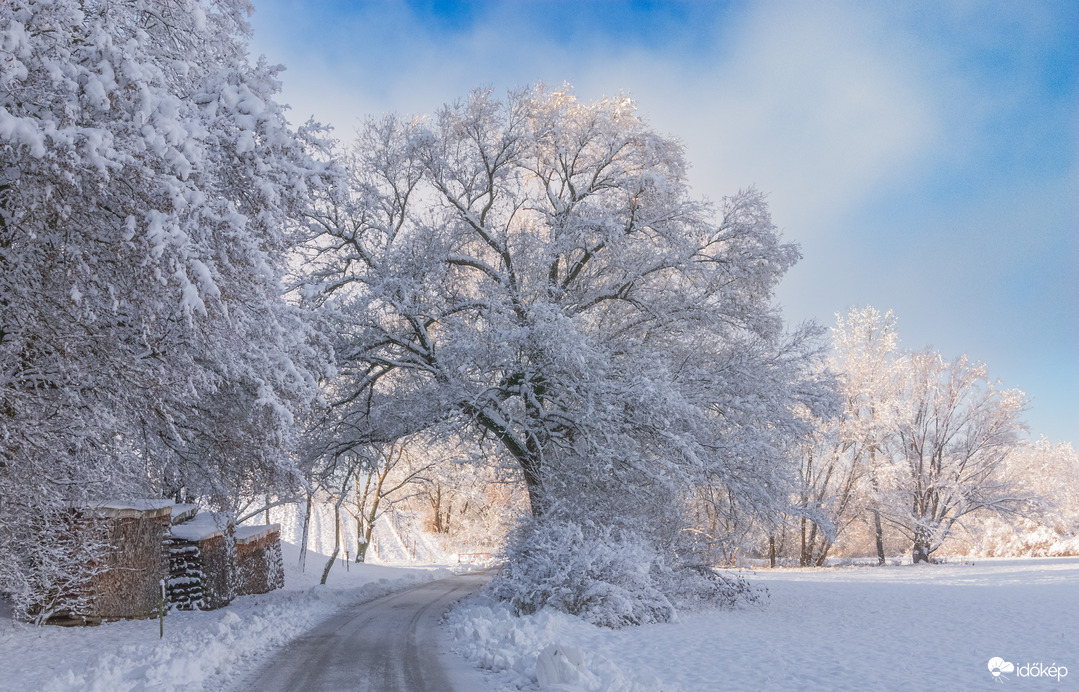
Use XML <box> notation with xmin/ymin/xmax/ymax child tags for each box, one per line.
<box><xmin>1047</xmin><ymin>535</ymin><xmax>1079</xmax><ymax>556</ymax></box>
<box><xmin>941</xmin><ymin>515</ymin><xmax>1079</xmax><ymax>558</ymax></box>
<box><xmin>490</xmin><ymin>518</ymin><xmax>674</xmax><ymax>628</ymax></box>
<box><xmin>488</xmin><ymin>517</ymin><xmax>766</xmax><ymax>628</ymax></box>
<box><xmin>665</xmin><ymin>563</ymin><xmax>765</xmax><ymax>610</ymax></box>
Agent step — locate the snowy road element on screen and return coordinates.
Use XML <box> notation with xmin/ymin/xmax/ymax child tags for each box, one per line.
<box><xmin>243</xmin><ymin>571</ymin><xmax>491</xmax><ymax>692</ymax></box>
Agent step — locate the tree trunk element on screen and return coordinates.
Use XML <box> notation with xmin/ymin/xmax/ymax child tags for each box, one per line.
<box><xmin>869</xmin><ymin>447</ymin><xmax>886</xmax><ymax>566</ymax></box>
<box><xmin>429</xmin><ymin>485</ymin><xmax>446</xmax><ymax>533</ymax></box>
<box><xmin>354</xmin><ymin>473</ymin><xmax>369</xmax><ymax>561</ymax></box>
<box><xmin>320</xmin><ymin>496</ymin><xmax>344</xmax><ymax>585</ymax></box>
<box><xmin>470</xmin><ymin>404</ymin><xmax>545</xmax><ymax>515</ymax></box>
<box><xmin>799</xmin><ymin>516</ymin><xmax>807</xmax><ymax>567</ymax></box>
<box><xmin>503</xmin><ymin>448</ymin><xmax>546</xmax><ymax>516</ymax></box>
<box><xmin>769</xmin><ymin>535</ymin><xmax>776</xmax><ymax>568</ymax></box>
<box><xmin>800</xmin><ymin>450</ymin><xmax>811</xmax><ymax>567</ymax></box>
<box><xmin>873</xmin><ymin>509</ymin><xmax>886</xmax><ymax>566</ymax></box>
<box><xmin>912</xmin><ymin>542</ymin><xmax>929</xmax><ymax>564</ymax></box>
<box><xmin>807</xmin><ymin>519</ymin><xmax>821</xmax><ymax>566</ymax></box>
<box><xmin>354</xmin><ymin>472</ymin><xmax>385</xmax><ymax>563</ymax></box>
<box><xmin>912</xmin><ymin>526</ymin><xmax>931</xmax><ymax>564</ymax></box>
<box><xmin>298</xmin><ymin>491</ymin><xmax>313</xmax><ymax>572</ymax></box>
<box><xmin>355</xmin><ymin>532</ymin><xmax>370</xmax><ymax>563</ymax></box>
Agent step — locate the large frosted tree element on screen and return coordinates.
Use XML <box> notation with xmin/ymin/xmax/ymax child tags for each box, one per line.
<box><xmin>304</xmin><ymin>86</ymin><xmax>832</xmax><ymax>549</ymax></box>
<box><xmin>0</xmin><ymin>0</ymin><xmax>329</xmax><ymax>614</ymax></box>
<box><xmin>886</xmin><ymin>351</ymin><xmax>1028</xmax><ymax>563</ymax></box>
<box><xmin>796</xmin><ymin>308</ymin><xmax>1032</xmax><ymax>564</ymax></box>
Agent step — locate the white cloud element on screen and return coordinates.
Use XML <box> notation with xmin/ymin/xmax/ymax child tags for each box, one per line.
<box><xmin>258</xmin><ymin>2</ymin><xmax>938</xmax><ymax>235</ymax></box>
<box><xmin>610</xmin><ymin>3</ymin><xmax>936</xmax><ymax>236</ymax></box>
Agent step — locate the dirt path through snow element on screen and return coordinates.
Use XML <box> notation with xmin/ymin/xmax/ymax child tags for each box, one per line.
<box><xmin>242</xmin><ymin>571</ymin><xmax>491</xmax><ymax>691</ymax></box>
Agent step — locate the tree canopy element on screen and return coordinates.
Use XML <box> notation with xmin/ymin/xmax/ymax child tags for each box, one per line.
<box><xmin>304</xmin><ymin>86</ymin><xmax>834</xmax><ymax>545</ymax></box>
<box><xmin>0</xmin><ymin>0</ymin><xmax>329</xmax><ymax>611</ymax></box>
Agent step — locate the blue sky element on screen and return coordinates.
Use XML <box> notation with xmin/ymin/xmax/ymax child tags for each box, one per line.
<box><xmin>248</xmin><ymin>0</ymin><xmax>1078</xmax><ymax>444</ymax></box>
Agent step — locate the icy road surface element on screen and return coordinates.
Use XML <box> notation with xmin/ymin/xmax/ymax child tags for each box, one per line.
<box><xmin>243</xmin><ymin>570</ymin><xmax>490</xmax><ymax>691</ymax></box>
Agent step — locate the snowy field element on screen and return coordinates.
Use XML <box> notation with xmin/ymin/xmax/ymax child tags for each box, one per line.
<box><xmin>448</xmin><ymin>557</ymin><xmax>1079</xmax><ymax>691</ymax></box>
<box><xmin>0</xmin><ymin>542</ymin><xmax>455</xmax><ymax>691</ymax></box>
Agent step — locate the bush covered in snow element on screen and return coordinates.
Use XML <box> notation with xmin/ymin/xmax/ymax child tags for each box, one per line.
<box><xmin>940</xmin><ymin>516</ymin><xmax>1079</xmax><ymax>558</ymax></box>
<box><xmin>489</xmin><ymin>518</ymin><xmax>672</xmax><ymax>628</ymax></box>
<box><xmin>488</xmin><ymin>517</ymin><xmax>764</xmax><ymax>628</ymax></box>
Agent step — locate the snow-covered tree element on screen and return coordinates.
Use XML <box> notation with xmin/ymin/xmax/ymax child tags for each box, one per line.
<box><xmin>334</xmin><ymin>440</ymin><xmax>432</xmax><ymax>569</ymax></box>
<box><xmin>782</xmin><ymin>309</ymin><xmax>1043</xmax><ymax>565</ymax></box>
<box><xmin>305</xmin><ymin>85</ymin><xmax>831</xmax><ymax>518</ymax></box>
<box><xmin>949</xmin><ymin>437</ymin><xmax>1079</xmax><ymax>557</ymax></box>
<box><xmin>402</xmin><ymin>439</ymin><xmax>527</xmax><ymax>548</ymax></box>
<box><xmin>1015</xmin><ymin>438</ymin><xmax>1079</xmax><ymax>538</ymax></box>
<box><xmin>0</xmin><ymin>0</ymin><xmax>329</xmax><ymax>616</ymax></box>
<box><xmin>759</xmin><ymin>307</ymin><xmax>902</xmax><ymax>566</ymax></box>
<box><xmin>884</xmin><ymin>351</ymin><xmax>1028</xmax><ymax>562</ymax></box>
<box><xmin>303</xmin><ymin>86</ymin><xmax>833</xmax><ymax>618</ymax></box>
<box><xmin>794</xmin><ymin>307</ymin><xmax>902</xmax><ymax>565</ymax></box>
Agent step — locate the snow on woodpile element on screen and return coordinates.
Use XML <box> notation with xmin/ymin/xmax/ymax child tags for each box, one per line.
<box><xmin>234</xmin><ymin>525</ymin><xmax>284</xmax><ymax>597</ymax></box>
<box><xmin>29</xmin><ymin>504</ymin><xmax>287</xmax><ymax>622</ymax></box>
<box><xmin>42</xmin><ymin>501</ymin><xmax>173</xmax><ymax>626</ymax></box>
<box><xmin>170</xmin><ymin>504</ymin><xmax>199</xmax><ymax>525</ymax></box>
<box><xmin>169</xmin><ymin>511</ymin><xmax>228</xmax><ymax>542</ymax></box>
<box><xmin>168</xmin><ymin>512</ymin><xmax>232</xmax><ymax>609</ymax></box>
<box><xmin>167</xmin><ymin>513</ymin><xmax>284</xmax><ymax>610</ymax></box>
<box><xmin>91</xmin><ymin>500</ymin><xmax>175</xmax><ymax>517</ymax></box>
<box><xmin>167</xmin><ymin>507</ymin><xmax>228</xmax><ymax>608</ymax></box>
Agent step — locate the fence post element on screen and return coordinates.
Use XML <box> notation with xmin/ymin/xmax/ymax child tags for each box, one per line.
<box><xmin>159</xmin><ymin>578</ymin><xmax>166</xmax><ymax>638</ymax></box>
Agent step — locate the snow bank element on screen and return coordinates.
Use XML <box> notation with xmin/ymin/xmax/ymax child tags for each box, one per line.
<box><xmin>445</xmin><ymin>594</ymin><xmax>665</xmax><ymax>691</ymax></box>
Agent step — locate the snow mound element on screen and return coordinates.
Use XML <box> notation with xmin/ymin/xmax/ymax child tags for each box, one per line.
<box><xmin>536</xmin><ymin>643</ymin><xmax>591</xmax><ymax>689</ymax></box>
<box><xmin>446</xmin><ymin>596</ymin><xmax>666</xmax><ymax>691</ymax></box>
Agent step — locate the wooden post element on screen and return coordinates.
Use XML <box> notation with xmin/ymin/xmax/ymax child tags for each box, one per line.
<box><xmin>159</xmin><ymin>579</ymin><xmax>166</xmax><ymax>638</ymax></box>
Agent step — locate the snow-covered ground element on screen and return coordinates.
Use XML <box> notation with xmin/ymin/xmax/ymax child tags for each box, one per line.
<box><xmin>448</xmin><ymin>557</ymin><xmax>1079</xmax><ymax>691</ymax></box>
<box><xmin>3</xmin><ymin>542</ymin><xmax>1074</xmax><ymax>692</ymax></box>
<box><xmin>0</xmin><ymin>542</ymin><xmax>456</xmax><ymax>691</ymax></box>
